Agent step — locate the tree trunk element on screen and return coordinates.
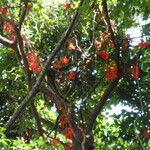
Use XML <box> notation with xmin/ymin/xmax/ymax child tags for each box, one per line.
<box><xmin>71</xmin><ymin>133</ymin><xmax>94</xmax><ymax>150</ymax></box>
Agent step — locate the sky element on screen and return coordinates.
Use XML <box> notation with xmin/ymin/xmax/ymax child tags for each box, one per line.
<box><xmin>42</xmin><ymin>0</ymin><xmax>149</xmax><ymax>117</ymax></box>
<box><xmin>126</xmin><ymin>16</ymin><xmax>150</xmax><ymax>45</ymax></box>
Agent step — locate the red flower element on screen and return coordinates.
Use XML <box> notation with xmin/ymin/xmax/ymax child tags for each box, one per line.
<box><xmin>26</xmin><ymin>51</ymin><xmax>41</xmax><ymax>74</ymax></box>
<box><xmin>108</xmin><ymin>40</ymin><xmax>114</xmax><ymax>48</ymax></box>
<box><xmin>143</xmin><ymin>129</ymin><xmax>149</xmax><ymax>139</ymax></box>
<box><xmin>64</xmin><ymin>127</ymin><xmax>73</xmax><ymax>139</ymax></box>
<box><xmin>55</xmin><ymin>103</ymin><xmax>63</xmax><ymax>111</ymax></box>
<box><xmin>64</xmin><ymin>142</ymin><xmax>72</xmax><ymax>150</ymax></box>
<box><xmin>65</xmin><ymin>42</ymin><xmax>75</xmax><ymax>50</ymax></box>
<box><xmin>50</xmin><ymin>138</ymin><xmax>59</xmax><ymax>148</ymax></box>
<box><xmin>0</xmin><ymin>7</ymin><xmax>9</xmax><ymax>23</ymax></box>
<box><xmin>3</xmin><ymin>22</ymin><xmax>14</xmax><ymax>32</ymax></box>
<box><xmin>67</xmin><ymin>71</ymin><xmax>75</xmax><ymax>80</ymax></box>
<box><xmin>138</xmin><ymin>39</ymin><xmax>148</xmax><ymax>49</ymax></box>
<box><xmin>100</xmin><ymin>32</ymin><xmax>110</xmax><ymax>40</ymax></box>
<box><xmin>9</xmin><ymin>33</ymin><xmax>16</xmax><ymax>42</ymax></box>
<box><xmin>59</xmin><ymin>114</ymin><xmax>69</xmax><ymax>129</ymax></box>
<box><xmin>61</xmin><ymin>56</ymin><xmax>69</xmax><ymax>66</ymax></box>
<box><xmin>98</xmin><ymin>50</ymin><xmax>109</xmax><ymax>61</ymax></box>
<box><xmin>95</xmin><ymin>40</ymin><xmax>102</xmax><ymax>49</ymax></box>
<box><xmin>53</xmin><ymin>59</ymin><xmax>61</xmax><ymax>69</ymax></box>
<box><xmin>132</xmin><ymin>64</ymin><xmax>139</xmax><ymax>79</ymax></box>
<box><xmin>0</xmin><ymin>7</ymin><xmax>9</xmax><ymax>16</ymax></box>
<box><xmin>121</xmin><ymin>40</ymin><xmax>128</xmax><ymax>49</ymax></box>
<box><xmin>105</xmin><ymin>68</ymin><xmax>117</xmax><ymax>81</ymax></box>
<box><xmin>30</xmin><ymin>64</ymin><xmax>41</xmax><ymax>74</ymax></box>
<box><xmin>64</xmin><ymin>4</ymin><xmax>71</xmax><ymax>10</ymax></box>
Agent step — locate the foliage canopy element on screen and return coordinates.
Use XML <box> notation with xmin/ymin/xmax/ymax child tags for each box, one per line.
<box><xmin>0</xmin><ymin>0</ymin><xmax>150</xmax><ymax>149</ymax></box>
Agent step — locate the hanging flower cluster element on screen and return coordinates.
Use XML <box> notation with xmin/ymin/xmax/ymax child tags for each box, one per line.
<box><xmin>50</xmin><ymin>138</ymin><xmax>59</xmax><ymax>148</ymax></box>
<box><xmin>26</xmin><ymin>50</ymin><xmax>41</xmax><ymax>74</ymax></box>
<box><xmin>98</xmin><ymin>50</ymin><xmax>109</xmax><ymax>61</ymax></box>
<box><xmin>132</xmin><ymin>63</ymin><xmax>139</xmax><ymax>79</ymax></box>
<box><xmin>139</xmin><ymin>39</ymin><xmax>148</xmax><ymax>49</ymax></box>
<box><xmin>65</xmin><ymin>42</ymin><xmax>76</xmax><ymax>50</ymax></box>
<box><xmin>53</xmin><ymin>56</ymin><xmax>69</xmax><ymax>69</ymax></box>
<box><xmin>105</xmin><ymin>63</ymin><xmax>118</xmax><ymax>81</ymax></box>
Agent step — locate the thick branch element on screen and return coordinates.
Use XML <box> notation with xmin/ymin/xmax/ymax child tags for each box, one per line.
<box><xmin>5</xmin><ymin>0</ymin><xmax>85</xmax><ymax>133</ymax></box>
<box><xmin>86</xmin><ymin>77</ymin><xmax>120</xmax><ymax>133</ymax></box>
<box><xmin>18</xmin><ymin>0</ymin><xmax>30</xmax><ymax>30</ymax></box>
<box><xmin>40</xmin><ymin>85</ymin><xmax>58</xmax><ymax>103</ymax></box>
<box><xmin>102</xmin><ymin>0</ymin><xmax>121</xmax><ymax>72</ymax></box>
<box><xmin>101</xmin><ymin>0</ymin><xmax>115</xmax><ymax>40</ymax></box>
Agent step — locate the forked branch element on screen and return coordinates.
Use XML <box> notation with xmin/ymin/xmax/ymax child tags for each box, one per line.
<box><xmin>5</xmin><ymin>0</ymin><xmax>85</xmax><ymax>133</ymax></box>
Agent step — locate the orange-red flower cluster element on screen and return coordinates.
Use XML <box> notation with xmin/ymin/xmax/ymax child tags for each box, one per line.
<box><xmin>67</xmin><ymin>71</ymin><xmax>75</xmax><ymax>80</ymax></box>
<box><xmin>9</xmin><ymin>33</ymin><xmax>16</xmax><ymax>42</ymax></box>
<box><xmin>3</xmin><ymin>22</ymin><xmax>14</xmax><ymax>32</ymax></box>
<box><xmin>98</xmin><ymin>50</ymin><xmax>109</xmax><ymax>61</ymax></box>
<box><xmin>105</xmin><ymin>64</ymin><xmax>117</xmax><ymax>81</ymax></box>
<box><xmin>53</xmin><ymin>56</ymin><xmax>69</xmax><ymax>69</ymax></box>
<box><xmin>65</xmin><ymin>42</ymin><xmax>76</xmax><ymax>50</ymax></box>
<box><xmin>0</xmin><ymin>7</ymin><xmax>9</xmax><ymax>17</ymax></box>
<box><xmin>53</xmin><ymin>59</ymin><xmax>61</xmax><ymax>69</ymax></box>
<box><xmin>100</xmin><ymin>32</ymin><xmax>110</xmax><ymax>40</ymax></box>
<box><xmin>105</xmin><ymin>68</ymin><xmax>117</xmax><ymax>81</ymax></box>
<box><xmin>50</xmin><ymin>138</ymin><xmax>59</xmax><ymax>148</ymax></box>
<box><xmin>59</xmin><ymin>113</ymin><xmax>69</xmax><ymax>129</ymax></box>
<box><xmin>139</xmin><ymin>39</ymin><xmax>148</xmax><ymax>49</ymax></box>
<box><xmin>108</xmin><ymin>40</ymin><xmax>114</xmax><ymax>48</ymax></box>
<box><xmin>132</xmin><ymin>64</ymin><xmax>139</xmax><ymax>79</ymax></box>
<box><xmin>26</xmin><ymin>51</ymin><xmax>41</xmax><ymax>74</ymax></box>
<box><xmin>95</xmin><ymin>40</ymin><xmax>102</xmax><ymax>49</ymax></box>
<box><xmin>64</xmin><ymin>141</ymin><xmax>72</xmax><ymax>150</ymax></box>
<box><xmin>61</xmin><ymin>56</ymin><xmax>69</xmax><ymax>66</ymax></box>
<box><xmin>64</xmin><ymin>127</ymin><xmax>74</xmax><ymax>139</ymax></box>
<box><xmin>143</xmin><ymin>129</ymin><xmax>149</xmax><ymax>139</ymax></box>
<box><xmin>64</xmin><ymin>4</ymin><xmax>71</xmax><ymax>10</ymax></box>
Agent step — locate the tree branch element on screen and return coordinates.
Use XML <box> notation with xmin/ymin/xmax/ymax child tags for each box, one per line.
<box><xmin>0</xmin><ymin>35</ymin><xmax>16</xmax><ymax>48</ymax></box>
<box><xmin>101</xmin><ymin>0</ymin><xmax>121</xmax><ymax>72</ymax></box>
<box><xmin>15</xmin><ymin>29</ymin><xmax>31</xmax><ymax>86</ymax></box>
<box><xmin>5</xmin><ymin>0</ymin><xmax>85</xmax><ymax>133</ymax></box>
<box><xmin>40</xmin><ymin>117</ymin><xmax>62</xmax><ymax>134</ymax></box>
<box><xmin>86</xmin><ymin>77</ymin><xmax>120</xmax><ymax>134</ymax></box>
<box><xmin>18</xmin><ymin>0</ymin><xmax>30</xmax><ymax>30</ymax></box>
<box><xmin>30</xmin><ymin>101</ymin><xmax>44</xmax><ymax>136</ymax></box>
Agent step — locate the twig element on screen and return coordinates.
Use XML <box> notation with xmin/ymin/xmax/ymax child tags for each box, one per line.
<box><xmin>5</xmin><ymin>0</ymin><xmax>85</xmax><ymax>133</ymax></box>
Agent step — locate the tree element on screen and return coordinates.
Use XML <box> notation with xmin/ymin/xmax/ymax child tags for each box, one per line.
<box><xmin>0</xmin><ymin>0</ymin><xmax>149</xmax><ymax>149</ymax></box>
